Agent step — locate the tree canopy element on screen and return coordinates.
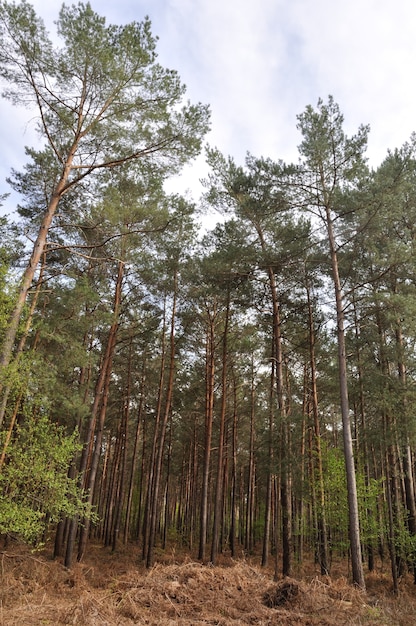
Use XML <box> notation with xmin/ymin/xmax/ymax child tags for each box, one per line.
<box><xmin>1</xmin><ymin>5</ymin><xmax>416</xmax><ymax>594</ymax></box>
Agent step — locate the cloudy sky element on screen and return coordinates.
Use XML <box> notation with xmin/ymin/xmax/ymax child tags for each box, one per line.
<box><xmin>1</xmin><ymin>0</ymin><xmax>416</xmax><ymax>217</ymax></box>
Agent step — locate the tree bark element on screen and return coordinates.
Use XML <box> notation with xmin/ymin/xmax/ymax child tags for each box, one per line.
<box><xmin>211</xmin><ymin>289</ymin><xmax>230</xmax><ymax>564</ymax></box>
<box><xmin>0</xmin><ymin>151</ymin><xmax>77</xmax><ymax>374</ymax></box>
<box><xmin>124</xmin><ymin>359</ymin><xmax>145</xmax><ymax>543</ymax></box>
<box><xmin>261</xmin><ymin>350</ymin><xmax>275</xmax><ymax>567</ymax></box>
<box><xmin>76</xmin><ymin>260</ymin><xmax>124</xmax><ymax>562</ymax></box>
<box><xmin>146</xmin><ymin>271</ymin><xmax>178</xmax><ymax>568</ymax></box>
<box><xmin>198</xmin><ymin>303</ymin><xmax>216</xmax><ymax>561</ymax></box>
<box><xmin>306</xmin><ymin>279</ymin><xmax>329</xmax><ymax>575</ymax></box>
<box><xmin>325</xmin><ymin>205</ymin><xmax>365</xmax><ymax>590</ymax></box>
<box><xmin>229</xmin><ymin>373</ymin><xmax>238</xmax><ymax>558</ymax></box>
<box><xmin>142</xmin><ymin>300</ymin><xmax>167</xmax><ymax>561</ymax></box>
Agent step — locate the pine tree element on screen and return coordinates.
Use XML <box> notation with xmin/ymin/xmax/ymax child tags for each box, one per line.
<box><xmin>0</xmin><ymin>0</ymin><xmax>209</xmax><ymax>374</ymax></box>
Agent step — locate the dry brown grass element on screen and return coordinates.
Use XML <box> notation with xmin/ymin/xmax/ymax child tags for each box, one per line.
<box><xmin>0</xmin><ymin>542</ymin><xmax>415</xmax><ymax>625</ymax></box>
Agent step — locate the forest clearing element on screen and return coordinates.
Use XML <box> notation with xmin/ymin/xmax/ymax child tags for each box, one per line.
<box><xmin>1</xmin><ymin>541</ymin><xmax>416</xmax><ymax>625</ymax></box>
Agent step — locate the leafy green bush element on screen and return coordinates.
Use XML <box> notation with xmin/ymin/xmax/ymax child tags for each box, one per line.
<box><xmin>0</xmin><ymin>413</ymin><xmax>91</xmax><ymax>544</ymax></box>
<box><xmin>323</xmin><ymin>446</ymin><xmax>383</xmax><ymax>554</ymax></box>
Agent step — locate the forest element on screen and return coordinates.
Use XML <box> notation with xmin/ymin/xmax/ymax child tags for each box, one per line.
<box><xmin>1</xmin><ymin>0</ymin><xmax>416</xmax><ymax>606</ymax></box>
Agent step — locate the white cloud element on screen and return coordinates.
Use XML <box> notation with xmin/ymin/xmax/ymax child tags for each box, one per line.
<box><xmin>282</xmin><ymin>0</ymin><xmax>416</xmax><ymax>162</ymax></box>
<box><xmin>1</xmin><ymin>0</ymin><xmax>416</xmax><ymax>218</ymax></box>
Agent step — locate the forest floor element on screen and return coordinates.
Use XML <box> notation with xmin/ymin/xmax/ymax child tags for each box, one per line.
<box><xmin>1</xmin><ymin>541</ymin><xmax>416</xmax><ymax>625</ymax></box>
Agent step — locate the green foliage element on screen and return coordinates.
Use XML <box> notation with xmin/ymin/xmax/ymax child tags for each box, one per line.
<box><xmin>392</xmin><ymin>507</ymin><xmax>416</xmax><ymax>565</ymax></box>
<box><xmin>323</xmin><ymin>447</ymin><xmax>349</xmax><ymax>551</ymax></box>
<box><xmin>296</xmin><ymin>95</ymin><xmax>369</xmax><ymax>189</ymax></box>
<box><xmin>0</xmin><ymin>413</ymin><xmax>92</xmax><ymax>544</ymax></box>
<box><xmin>357</xmin><ymin>473</ymin><xmax>383</xmax><ymax>549</ymax></box>
<box><xmin>0</xmin><ymin>260</ymin><xmax>14</xmax><ymax>344</ymax></box>
<box><xmin>0</xmin><ymin>216</ymin><xmax>24</xmax><ymax>361</ymax></box>
<box><xmin>0</xmin><ymin>0</ymin><xmax>210</xmax><ymax>184</ymax></box>
<box><xmin>322</xmin><ymin>446</ymin><xmax>383</xmax><ymax>553</ymax></box>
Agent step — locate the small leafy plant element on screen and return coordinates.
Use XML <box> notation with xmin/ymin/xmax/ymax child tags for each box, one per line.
<box><xmin>0</xmin><ymin>413</ymin><xmax>92</xmax><ymax>545</ymax></box>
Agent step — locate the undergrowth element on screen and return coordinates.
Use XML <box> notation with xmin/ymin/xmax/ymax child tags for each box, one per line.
<box><xmin>0</xmin><ymin>541</ymin><xmax>415</xmax><ymax>625</ymax></box>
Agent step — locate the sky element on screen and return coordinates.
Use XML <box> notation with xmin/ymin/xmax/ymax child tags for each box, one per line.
<box><xmin>1</xmin><ymin>0</ymin><xmax>416</xmax><ymax>220</ymax></box>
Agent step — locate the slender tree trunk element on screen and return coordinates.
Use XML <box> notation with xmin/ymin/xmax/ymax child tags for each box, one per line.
<box><xmin>281</xmin><ymin>458</ymin><xmax>292</xmax><ymax>577</ymax></box>
<box><xmin>142</xmin><ymin>302</ymin><xmax>167</xmax><ymax>560</ymax></box>
<box><xmin>351</xmin><ymin>292</ymin><xmax>375</xmax><ymax>571</ymax></box>
<box><xmin>247</xmin><ymin>360</ymin><xmax>256</xmax><ymax>555</ymax></box>
<box><xmin>403</xmin><ymin>445</ymin><xmax>416</xmax><ymax>534</ymax></box>
<box><xmin>395</xmin><ymin>321</ymin><xmax>416</xmax><ymax>547</ymax></box>
<box><xmin>262</xmin><ymin>350</ymin><xmax>275</xmax><ymax>567</ymax></box>
<box><xmin>146</xmin><ymin>271</ymin><xmax>178</xmax><ymax>568</ymax></box>
<box><xmin>110</xmin><ymin>338</ymin><xmax>132</xmax><ymax>550</ymax></box>
<box><xmin>229</xmin><ymin>373</ymin><xmax>238</xmax><ymax>558</ymax></box>
<box><xmin>0</xmin><ymin>153</ymin><xmax>77</xmax><ymax>374</ymax></box>
<box><xmin>162</xmin><ymin>420</ymin><xmax>173</xmax><ymax>550</ymax></box>
<box><xmin>385</xmin><ymin>443</ymin><xmax>400</xmax><ymax>594</ymax></box>
<box><xmin>211</xmin><ymin>290</ymin><xmax>230</xmax><ymax>564</ymax></box>
<box><xmin>393</xmin><ymin>315</ymin><xmax>416</xmax><ymax>580</ymax></box>
<box><xmin>77</xmin><ymin>260</ymin><xmax>124</xmax><ymax>562</ymax></box>
<box><xmin>112</xmin><ymin>424</ymin><xmax>127</xmax><ymax>551</ymax></box>
<box><xmin>307</xmin><ymin>420</ymin><xmax>319</xmax><ymax>566</ymax></box>
<box><xmin>273</xmin><ymin>474</ymin><xmax>281</xmax><ymax>581</ymax></box>
<box><xmin>374</xmin><ymin>296</ymin><xmax>404</xmax><ymax>588</ymax></box>
<box><xmin>296</xmin><ymin>388</ymin><xmax>307</xmax><ymax>567</ymax></box>
<box><xmin>324</xmin><ymin>206</ymin><xmax>365</xmax><ymax>590</ymax></box>
<box><xmin>0</xmin><ymin>253</ymin><xmax>46</xmax><ymax>428</ymax></box>
<box><xmin>189</xmin><ymin>422</ymin><xmax>198</xmax><ymax>550</ymax></box>
<box><xmin>63</xmin><ymin>278</ymin><xmax>115</xmax><ymax>567</ymax></box>
<box><xmin>263</xmin><ymin>298</ymin><xmax>291</xmax><ymax>577</ymax></box>
<box><xmin>103</xmin><ymin>428</ymin><xmax>120</xmax><ymax>546</ymax></box>
<box><xmin>254</xmin><ymin>223</ymin><xmax>291</xmax><ymax>575</ymax></box>
<box><xmin>135</xmin><ymin>407</ymin><xmax>148</xmax><ymax>542</ymax></box>
<box><xmin>273</xmin><ymin>289</ymin><xmax>291</xmax><ymax>578</ymax></box>
<box><xmin>124</xmin><ymin>361</ymin><xmax>145</xmax><ymax>543</ymax></box>
<box><xmin>198</xmin><ymin>304</ymin><xmax>216</xmax><ymax>561</ymax></box>
<box><xmin>306</xmin><ymin>280</ymin><xmax>329</xmax><ymax>575</ymax></box>
<box><xmin>64</xmin><ymin>352</ymin><xmax>105</xmax><ymax>566</ymax></box>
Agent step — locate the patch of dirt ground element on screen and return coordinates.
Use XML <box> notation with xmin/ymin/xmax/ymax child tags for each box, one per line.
<box><xmin>0</xmin><ymin>543</ymin><xmax>415</xmax><ymax>625</ymax></box>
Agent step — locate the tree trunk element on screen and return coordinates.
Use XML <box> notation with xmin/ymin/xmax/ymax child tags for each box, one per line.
<box><xmin>261</xmin><ymin>350</ymin><xmax>275</xmax><ymax>567</ymax></box>
<box><xmin>229</xmin><ymin>373</ymin><xmax>238</xmax><ymax>558</ymax></box>
<box><xmin>0</xmin><ymin>152</ymin><xmax>77</xmax><ymax>374</ymax></box>
<box><xmin>112</xmin><ymin>404</ymin><xmax>128</xmax><ymax>552</ymax></box>
<box><xmin>142</xmin><ymin>302</ymin><xmax>167</xmax><ymax>561</ymax></box>
<box><xmin>0</xmin><ymin>253</ymin><xmax>46</xmax><ymax>428</ymax></box>
<box><xmin>77</xmin><ymin>260</ymin><xmax>124</xmax><ymax>562</ymax></box>
<box><xmin>124</xmin><ymin>360</ymin><xmax>146</xmax><ymax>543</ymax></box>
<box><xmin>324</xmin><ymin>206</ymin><xmax>365</xmax><ymax>590</ymax></box>
<box><xmin>211</xmin><ymin>289</ymin><xmax>230</xmax><ymax>564</ymax></box>
<box><xmin>306</xmin><ymin>280</ymin><xmax>329</xmax><ymax>575</ymax></box>
<box><xmin>247</xmin><ymin>359</ymin><xmax>256</xmax><ymax>555</ymax></box>
<box><xmin>395</xmin><ymin>321</ymin><xmax>416</xmax><ymax>549</ymax></box>
<box><xmin>255</xmin><ymin>223</ymin><xmax>290</xmax><ymax>574</ymax></box>
<box><xmin>351</xmin><ymin>291</ymin><xmax>375</xmax><ymax>571</ymax></box>
<box><xmin>198</xmin><ymin>304</ymin><xmax>216</xmax><ymax>561</ymax></box>
<box><xmin>146</xmin><ymin>271</ymin><xmax>178</xmax><ymax>568</ymax></box>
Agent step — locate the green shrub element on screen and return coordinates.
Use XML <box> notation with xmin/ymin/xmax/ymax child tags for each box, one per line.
<box><xmin>0</xmin><ymin>413</ymin><xmax>92</xmax><ymax>544</ymax></box>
